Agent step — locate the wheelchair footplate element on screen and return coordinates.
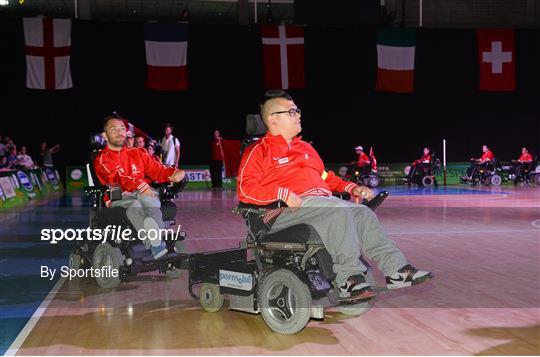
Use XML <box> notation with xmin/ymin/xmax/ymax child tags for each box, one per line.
<box><xmin>327</xmin><ymin>288</ymin><xmax>378</xmax><ymax>305</ymax></box>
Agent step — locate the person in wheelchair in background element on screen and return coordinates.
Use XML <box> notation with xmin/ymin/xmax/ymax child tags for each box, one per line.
<box><xmin>348</xmin><ymin>145</ymin><xmax>380</xmax><ymax>188</ymax></box>
<box><xmin>94</xmin><ymin>116</ymin><xmax>186</xmax><ymax>259</ymax></box>
<box><xmin>238</xmin><ymin>90</ymin><xmax>433</xmax><ymax>299</ymax></box>
<box><xmin>403</xmin><ymin>147</ymin><xmax>438</xmax><ymax>186</ymax></box>
<box><xmin>509</xmin><ymin>147</ymin><xmax>535</xmax><ymax>183</ymax></box>
<box><xmin>353</xmin><ymin>145</ymin><xmax>371</xmax><ymax>176</ymax></box>
<box><xmin>462</xmin><ymin>144</ymin><xmax>495</xmax><ymax>183</ymax></box>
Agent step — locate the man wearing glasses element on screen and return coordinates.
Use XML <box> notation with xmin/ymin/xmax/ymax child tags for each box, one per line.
<box><xmin>238</xmin><ymin>91</ymin><xmax>432</xmax><ymax>298</ymax></box>
<box><xmin>94</xmin><ymin>116</ymin><xmax>186</xmax><ymax>259</ymax></box>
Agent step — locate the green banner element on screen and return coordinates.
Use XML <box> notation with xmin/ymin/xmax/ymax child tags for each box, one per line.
<box><xmin>66</xmin><ymin>165</ymin><xmax>236</xmax><ymax>191</ymax></box>
<box><xmin>327</xmin><ymin>162</ymin><xmax>471</xmax><ymax>186</ymax></box>
<box><xmin>66</xmin><ymin>166</ymin><xmax>88</xmax><ymax>193</ymax></box>
<box><xmin>0</xmin><ymin>168</ymin><xmax>63</xmax><ymax>210</ymax></box>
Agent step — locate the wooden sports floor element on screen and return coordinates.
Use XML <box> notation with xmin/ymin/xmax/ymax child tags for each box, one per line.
<box><xmin>3</xmin><ymin>186</ymin><xmax>540</xmax><ymax>355</ymax></box>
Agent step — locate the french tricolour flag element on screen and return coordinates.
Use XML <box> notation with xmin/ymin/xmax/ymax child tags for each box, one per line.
<box><xmin>144</xmin><ymin>23</ymin><xmax>188</xmax><ymax>91</ymax></box>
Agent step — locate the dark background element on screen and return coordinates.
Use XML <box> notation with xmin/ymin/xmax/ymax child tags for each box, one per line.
<box><xmin>1</xmin><ymin>18</ymin><xmax>539</xmax><ymax>175</ymax></box>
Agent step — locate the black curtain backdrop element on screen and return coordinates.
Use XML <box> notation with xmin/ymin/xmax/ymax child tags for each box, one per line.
<box><xmin>1</xmin><ymin>18</ymin><xmax>539</xmax><ymax>175</ymax></box>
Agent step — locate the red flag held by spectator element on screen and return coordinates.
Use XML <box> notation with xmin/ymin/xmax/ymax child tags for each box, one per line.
<box><xmin>221</xmin><ymin>140</ymin><xmax>241</xmax><ymax>177</ymax></box>
<box><xmin>369</xmin><ymin>146</ymin><xmax>378</xmax><ymax>173</ymax></box>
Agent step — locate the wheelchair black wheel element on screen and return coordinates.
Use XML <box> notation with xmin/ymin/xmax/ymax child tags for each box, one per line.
<box><xmin>199</xmin><ymin>283</ymin><xmax>224</xmax><ymax>312</ymax></box>
<box><xmin>490</xmin><ymin>174</ymin><xmax>502</xmax><ymax>186</ymax></box>
<box><xmin>421</xmin><ymin>176</ymin><xmax>434</xmax><ymax>187</ymax></box>
<box><xmin>259</xmin><ymin>269</ymin><xmax>312</xmax><ymax>335</ymax></box>
<box><xmin>92</xmin><ymin>243</ymin><xmax>123</xmax><ymax>289</ymax></box>
<box><xmin>368</xmin><ymin>175</ymin><xmax>379</xmax><ymax>188</ymax></box>
<box><xmin>68</xmin><ymin>252</ymin><xmax>81</xmax><ymax>270</ymax></box>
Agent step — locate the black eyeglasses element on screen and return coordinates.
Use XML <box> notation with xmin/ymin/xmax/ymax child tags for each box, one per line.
<box><xmin>271</xmin><ymin>108</ymin><xmax>302</xmax><ymax>117</ymax></box>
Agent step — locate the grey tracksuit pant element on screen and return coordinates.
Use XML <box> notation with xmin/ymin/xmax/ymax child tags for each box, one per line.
<box><xmin>110</xmin><ymin>189</ymin><xmax>164</xmax><ymax>248</ymax></box>
<box><xmin>270</xmin><ymin>196</ymin><xmax>408</xmax><ymax>285</ymax></box>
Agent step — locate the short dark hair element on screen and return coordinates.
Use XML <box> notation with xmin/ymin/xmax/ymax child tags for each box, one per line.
<box><xmin>103</xmin><ymin>115</ymin><xmax>123</xmax><ymax>131</ymax></box>
<box><xmin>259</xmin><ymin>89</ymin><xmax>293</xmax><ymax>121</ymax></box>
<box><xmin>164</xmin><ymin>123</ymin><xmax>174</xmax><ymax>130</ymax></box>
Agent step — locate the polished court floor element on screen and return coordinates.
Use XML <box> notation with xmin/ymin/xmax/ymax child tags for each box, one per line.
<box><xmin>1</xmin><ymin>185</ymin><xmax>539</xmax><ymax>355</ymax></box>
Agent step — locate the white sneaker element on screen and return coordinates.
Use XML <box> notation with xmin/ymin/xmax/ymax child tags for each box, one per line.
<box><xmin>386</xmin><ymin>264</ymin><xmax>433</xmax><ymax>289</ymax></box>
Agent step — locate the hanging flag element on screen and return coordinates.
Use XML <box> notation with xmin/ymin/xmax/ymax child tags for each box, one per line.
<box><xmin>477</xmin><ymin>29</ymin><xmax>515</xmax><ymax>92</ymax></box>
<box><xmin>376</xmin><ymin>28</ymin><xmax>416</xmax><ymax>93</ymax></box>
<box><xmin>23</xmin><ymin>18</ymin><xmax>72</xmax><ymax>90</ymax></box>
<box><xmin>261</xmin><ymin>25</ymin><xmax>305</xmax><ymax>90</ymax></box>
<box><xmin>144</xmin><ymin>23</ymin><xmax>188</xmax><ymax>91</ymax></box>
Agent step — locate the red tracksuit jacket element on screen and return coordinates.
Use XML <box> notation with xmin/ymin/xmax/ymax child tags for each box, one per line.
<box><xmin>357</xmin><ymin>152</ymin><xmax>370</xmax><ymax>167</ymax></box>
<box><xmin>94</xmin><ymin>146</ymin><xmax>176</xmax><ymax>206</ymax></box>
<box><xmin>237</xmin><ymin>133</ymin><xmax>357</xmax><ymax>205</ymax></box>
<box><xmin>518</xmin><ymin>153</ymin><xmax>533</xmax><ymax>162</ymax></box>
<box><xmin>480</xmin><ymin>150</ymin><xmax>494</xmax><ymax>162</ymax></box>
<box><xmin>413</xmin><ymin>154</ymin><xmax>432</xmax><ymax>165</ymax></box>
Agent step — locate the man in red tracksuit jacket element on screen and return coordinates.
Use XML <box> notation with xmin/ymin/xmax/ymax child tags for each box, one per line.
<box><xmin>238</xmin><ymin>91</ymin><xmax>432</xmax><ymax>299</ymax></box>
<box><xmin>404</xmin><ymin>147</ymin><xmax>432</xmax><ymax>182</ymax></box>
<box><xmin>463</xmin><ymin>144</ymin><xmax>495</xmax><ymax>181</ymax></box>
<box><xmin>510</xmin><ymin>147</ymin><xmax>534</xmax><ymax>178</ymax></box>
<box><xmin>94</xmin><ymin>116</ymin><xmax>185</xmax><ymax>259</ymax></box>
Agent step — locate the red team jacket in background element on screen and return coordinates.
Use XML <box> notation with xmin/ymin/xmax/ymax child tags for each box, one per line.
<box><xmin>238</xmin><ymin>134</ymin><xmax>357</xmax><ymax>205</ymax></box>
<box><xmin>413</xmin><ymin>154</ymin><xmax>432</xmax><ymax>165</ymax></box>
<box><xmin>518</xmin><ymin>153</ymin><xmax>533</xmax><ymax>162</ymax></box>
<box><xmin>94</xmin><ymin>146</ymin><xmax>176</xmax><ymax>206</ymax></box>
<box><xmin>357</xmin><ymin>152</ymin><xmax>370</xmax><ymax>167</ymax></box>
<box><xmin>480</xmin><ymin>150</ymin><xmax>495</xmax><ymax>161</ymax></box>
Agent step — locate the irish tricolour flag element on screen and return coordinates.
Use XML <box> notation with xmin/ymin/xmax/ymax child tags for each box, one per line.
<box><xmin>376</xmin><ymin>28</ymin><xmax>416</xmax><ymax>93</ymax></box>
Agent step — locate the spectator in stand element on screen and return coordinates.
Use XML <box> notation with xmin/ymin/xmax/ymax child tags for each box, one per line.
<box><xmin>0</xmin><ymin>156</ymin><xmax>9</xmax><ymax>171</ymax></box>
<box><xmin>6</xmin><ymin>138</ymin><xmax>15</xmax><ymax>153</ymax></box>
<box><xmin>6</xmin><ymin>147</ymin><xmax>18</xmax><ymax>169</ymax></box>
<box><xmin>134</xmin><ymin>135</ymin><xmax>146</xmax><ymax>148</ymax></box>
<box><xmin>146</xmin><ymin>144</ymin><xmax>162</xmax><ymax>164</ymax></box>
<box><xmin>0</xmin><ymin>136</ymin><xmax>5</xmax><ymax>157</ymax></box>
<box><xmin>125</xmin><ymin>131</ymin><xmax>135</xmax><ymax>148</ymax></box>
<box><xmin>40</xmin><ymin>142</ymin><xmax>61</xmax><ymax>167</ymax></box>
<box><xmin>17</xmin><ymin>146</ymin><xmax>35</xmax><ymax>168</ymax></box>
<box><xmin>210</xmin><ymin>129</ymin><xmax>224</xmax><ymax>189</ymax></box>
<box><xmin>161</xmin><ymin>123</ymin><xmax>181</xmax><ymax>168</ymax></box>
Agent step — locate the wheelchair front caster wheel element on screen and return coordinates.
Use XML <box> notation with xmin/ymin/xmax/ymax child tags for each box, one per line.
<box><xmin>69</xmin><ymin>252</ymin><xmax>81</xmax><ymax>269</ymax></box>
<box><xmin>199</xmin><ymin>283</ymin><xmax>224</xmax><ymax>312</ymax></box>
<box><xmin>92</xmin><ymin>243</ymin><xmax>123</xmax><ymax>289</ymax></box>
<box><xmin>259</xmin><ymin>269</ymin><xmax>312</xmax><ymax>335</ymax></box>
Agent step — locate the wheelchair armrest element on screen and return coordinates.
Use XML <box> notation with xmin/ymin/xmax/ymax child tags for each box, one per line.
<box><xmin>233</xmin><ymin>200</ymin><xmax>287</xmax><ymax>216</ymax></box>
<box><xmin>83</xmin><ymin>186</ymin><xmax>107</xmax><ymax>196</ymax></box>
<box><xmin>155</xmin><ymin>177</ymin><xmax>189</xmax><ymax>200</ymax></box>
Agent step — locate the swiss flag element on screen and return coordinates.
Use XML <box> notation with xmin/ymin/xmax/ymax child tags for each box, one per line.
<box><xmin>261</xmin><ymin>25</ymin><xmax>305</xmax><ymax>90</ymax></box>
<box><xmin>23</xmin><ymin>18</ymin><xmax>72</xmax><ymax>90</ymax></box>
<box><xmin>477</xmin><ymin>29</ymin><xmax>515</xmax><ymax>92</ymax></box>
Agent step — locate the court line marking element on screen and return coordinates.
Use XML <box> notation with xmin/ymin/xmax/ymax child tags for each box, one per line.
<box><xmin>4</xmin><ymin>277</ymin><xmax>66</xmax><ymax>356</ymax></box>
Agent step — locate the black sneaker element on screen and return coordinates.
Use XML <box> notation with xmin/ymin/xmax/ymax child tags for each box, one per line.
<box><xmin>338</xmin><ymin>274</ymin><xmax>376</xmax><ymax>299</ymax></box>
<box><xmin>386</xmin><ymin>264</ymin><xmax>433</xmax><ymax>290</ymax></box>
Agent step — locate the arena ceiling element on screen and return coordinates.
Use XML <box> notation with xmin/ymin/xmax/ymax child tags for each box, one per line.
<box><xmin>0</xmin><ymin>0</ymin><xmax>295</xmax><ymax>22</ymax></box>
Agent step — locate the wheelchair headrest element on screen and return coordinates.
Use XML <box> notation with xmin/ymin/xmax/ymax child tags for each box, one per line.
<box><xmin>246</xmin><ymin>114</ymin><xmax>266</xmax><ymax>136</ymax></box>
<box><xmin>90</xmin><ymin>133</ymin><xmax>106</xmax><ymax>150</ymax></box>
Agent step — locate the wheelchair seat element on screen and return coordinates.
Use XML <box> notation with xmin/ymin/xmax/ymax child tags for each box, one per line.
<box><xmin>263</xmin><ymin>224</ymin><xmax>323</xmax><ymax>244</ymax></box>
